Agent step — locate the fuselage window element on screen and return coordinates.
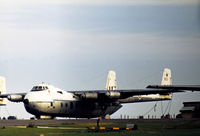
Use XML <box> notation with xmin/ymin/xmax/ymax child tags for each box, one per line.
<box><xmin>31</xmin><ymin>86</ymin><xmax>48</xmax><ymax>92</ymax></box>
<box><xmin>61</xmin><ymin>103</ymin><xmax>63</xmax><ymax>107</ymax></box>
<box><xmin>70</xmin><ymin>102</ymin><xmax>73</xmax><ymax>109</ymax></box>
<box><xmin>65</xmin><ymin>103</ymin><xmax>68</xmax><ymax>107</ymax></box>
<box><xmin>50</xmin><ymin>102</ymin><xmax>53</xmax><ymax>107</ymax></box>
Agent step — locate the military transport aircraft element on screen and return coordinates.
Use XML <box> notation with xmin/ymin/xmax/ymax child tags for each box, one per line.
<box><xmin>0</xmin><ymin>68</ymin><xmax>199</xmax><ymax>119</ymax></box>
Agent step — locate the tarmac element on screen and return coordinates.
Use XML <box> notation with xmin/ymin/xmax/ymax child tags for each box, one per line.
<box><xmin>0</xmin><ymin>118</ymin><xmax>199</xmax><ymax>127</ymax></box>
<box><xmin>0</xmin><ymin>119</ymin><xmax>120</xmax><ymax>126</ymax></box>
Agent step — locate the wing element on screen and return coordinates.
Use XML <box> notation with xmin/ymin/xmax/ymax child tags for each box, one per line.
<box><xmin>147</xmin><ymin>85</ymin><xmax>200</xmax><ymax>91</ymax></box>
<box><xmin>69</xmin><ymin>88</ymin><xmax>182</xmax><ymax>102</ymax></box>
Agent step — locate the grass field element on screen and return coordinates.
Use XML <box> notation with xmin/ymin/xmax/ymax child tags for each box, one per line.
<box><xmin>0</xmin><ymin>119</ymin><xmax>200</xmax><ymax>136</ymax></box>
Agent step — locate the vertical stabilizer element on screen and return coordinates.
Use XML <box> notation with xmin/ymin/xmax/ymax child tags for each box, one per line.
<box><xmin>0</xmin><ymin>76</ymin><xmax>7</xmax><ymax>105</ymax></box>
<box><xmin>161</xmin><ymin>68</ymin><xmax>172</xmax><ymax>86</ymax></box>
<box><xmin>105</xmin><ymin>71</ymin><xmax>117</xmax><ymax>90</ymax></box>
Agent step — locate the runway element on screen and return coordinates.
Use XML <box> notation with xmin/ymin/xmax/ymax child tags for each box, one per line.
<box><xmin>0</xmin><ymin>118</ymin><xmax>199</xmax><ymax>126</ymax></box>
<box><xmin>0</xmin><ymin>119</ymin><xmax>124</xmax><ymax>126</ymax></box>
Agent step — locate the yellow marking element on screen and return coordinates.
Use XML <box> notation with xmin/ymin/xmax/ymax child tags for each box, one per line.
<box><xmin>37</xmin><ymin>126</ymin><xmax>86</xmax><ymax>130</ymax></box>
<box><xmin>0</xmin><ymin>100</ymin><xmax>4</xmax><ymax>105</ymax></box>
<box><xmin>12</xmin><ymin>126</ymin><xmax>27</xmax><ymax>128</ymax></box>
<box><xmin>113</xmin><ymin>127</ymin><xmax>119</xmax><ymax>130</ymax></box>
<box><xmin>89</xmin><ymin>127</ymin><xmax>96</xmax><ymax>130</ymax></box>
<box><xmin>99</xmin><ymin>127</ymin><xmax>106</xmax><ymax>130</ymax></box>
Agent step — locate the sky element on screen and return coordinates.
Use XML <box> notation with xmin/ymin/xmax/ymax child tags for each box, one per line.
<box><xmin>0</xmin><ymin>0</ymin><xmax>200</xmax><ymax>119</ymax></box>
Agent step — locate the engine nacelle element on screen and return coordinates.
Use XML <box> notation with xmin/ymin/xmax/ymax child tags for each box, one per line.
<box><xmin>106</xmin><ymin>91</ymin><xmax>120</xmax><ymax>98</ymax></box>
<box><xmin>7</xmin><ymin>95</ymin><xmax>24</xmax><ymax>102</ymax></box>
<box><xmin>81</xmin><ymin>93</ymin><xmax>98</xmax><ymax>99</ymax></box>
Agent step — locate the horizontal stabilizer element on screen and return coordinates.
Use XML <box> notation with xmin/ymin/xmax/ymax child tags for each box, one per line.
<box><xmin>147</xmin><ymin>85</ymin><xmax>200</xmax><ymax>91</ymax></box>
<box><xmin>105</xmin><ymin>71</ymin><xmax>117</xmax><ymax>91</ymax></box>
<box><xmin>161</xmin><ymin>68</ymin><xmax>172</xmax><ymax>86</ymax></box>
<box><xmin>0</xmin><ymin>76</ymin><xmax>7</xmax><ymax>105</ymax></box>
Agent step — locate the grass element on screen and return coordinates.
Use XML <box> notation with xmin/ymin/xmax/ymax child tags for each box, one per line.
<box><xmin>0</xmin><ymin>119</ymin><xmax>200</xmax><ymax>136</ymax></box>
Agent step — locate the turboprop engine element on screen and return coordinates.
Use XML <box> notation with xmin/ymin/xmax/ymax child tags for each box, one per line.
<box><xmin>106</xmin><ymin>92</ymin><xmax>120</xmax><ymax>98</ymax></box>
<box><xmin>81</xmin><ymin>93</ymin><xmax>98</xmax><ymax>99</ymax></box>
<box><xmin>7</xmin><ymin>95</ymin><xmax>24</xmax><ymax>102</ymax></box>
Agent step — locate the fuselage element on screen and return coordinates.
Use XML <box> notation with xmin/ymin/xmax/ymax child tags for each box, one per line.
<box><xmin>23</xmin><ymin>84</ymin><xmax>121</xmax><ymax>119</ymax></box>
<box><xmin>22</xmin><ymin>83</ymin><xmax>171</xmax><ymax>119</ymax></box>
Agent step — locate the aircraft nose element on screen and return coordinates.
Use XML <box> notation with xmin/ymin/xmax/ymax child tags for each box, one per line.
<box><xmin>23</xmin><ymin>99</ymin><xmax>29</xmax><ymax>104</ymax></box>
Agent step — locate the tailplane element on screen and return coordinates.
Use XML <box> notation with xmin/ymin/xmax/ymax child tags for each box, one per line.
<box><xmin>0</xmin><ymin>76</ymin><xmax>7</xmax><ymax>105</ymax></box>
<box><xmin>160</xmin><ymin>68</ymin><xmax>172</xmax><ymax>99</ymax></box>
<box><xmin>105</xmin><ymin>71</ymin><xmax>117</xmax><ymax>90</ymax></box>
<box><xmin>161</xmin><ymin>68</ymin><xmax>172</xmax><ymax>86</ymax></box>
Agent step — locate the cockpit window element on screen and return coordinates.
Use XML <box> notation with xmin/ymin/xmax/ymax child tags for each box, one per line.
<box><xmin>31</xmin><ymin>86</ymin><xmax>48</xmax><ymax>91</ymax></box>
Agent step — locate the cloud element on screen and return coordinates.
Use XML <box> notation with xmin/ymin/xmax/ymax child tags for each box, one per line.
<box><xmin>0</xmin><ymin>24</ymin><xmax>200</xmax><ymax>62</ymax></box>
<box><xmin>0</xmin><ymin>0</ymin><xmax>199</xmax><ymax>6</ymax></box>
<box><xmin>1</xmin><ymin>1</ymin><xmax>199</xmax><ymax>38</ymax></box>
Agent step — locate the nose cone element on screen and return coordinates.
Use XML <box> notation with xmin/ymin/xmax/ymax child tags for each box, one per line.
<box><xmin>23</xmin><ymin>91</ymin><xmax>53</xmax><ymax>116</ymax></box>
<box><xmin>23</xmin><ymin>99</ymin><xmax>29</xmax><ymax>104</ymax></box>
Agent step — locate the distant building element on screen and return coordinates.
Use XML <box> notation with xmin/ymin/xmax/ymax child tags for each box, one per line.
<box><xmin>179</xmin><ymin>101</ymin><xmax>200</xmax><ymax>118</ymax></box>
